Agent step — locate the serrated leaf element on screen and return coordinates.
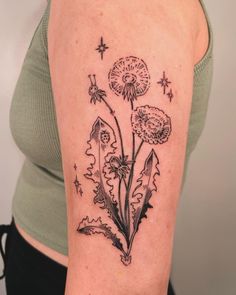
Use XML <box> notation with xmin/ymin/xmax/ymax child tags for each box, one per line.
<box><xmin>84</xmin><ymin>117</ymin><xmax>124</xmax><ymax>233</ymax></box>
<box><xmin>85</xmin><ymin>116</ymin><xmax>117</xmax><ymax>184</ymax></box>
<box><xmin>93</xmin><ymin>184</ymin><xmax>125</xmax><ymax>233</ymax></box>
<box><xmin>78</xmin><ymin>216</ymin><xmax>124</xmax><ymax>252</ymax></box>
<box><xmin>131</xmin><ymin>149</ymin><xmax>160</xmax><ymax>232</ymax></box>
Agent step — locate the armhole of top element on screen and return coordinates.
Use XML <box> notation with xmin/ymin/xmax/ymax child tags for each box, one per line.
<box><xmin>40</xmin><ymin>0</ymin><xmax>51</xmax><ymax>55</ymax></box>
<box><xmin>27</xmin><ymin>13</ymin><xmax>45</xmax><ymax>51</ymax></box>
<box><xmin>194</xmin><ymin>0</ymin><xmax>213</xmax><ymax>74</ymax></box>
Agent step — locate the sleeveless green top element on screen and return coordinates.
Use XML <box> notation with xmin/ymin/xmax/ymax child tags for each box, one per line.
<box><xmin>9</xmin><ymin>0</ymin><xmax>213</xmax><ymax>255</ymax></box>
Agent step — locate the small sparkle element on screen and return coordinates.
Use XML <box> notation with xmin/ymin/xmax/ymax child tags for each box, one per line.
<box><xmin>157</xmin><ymin>71</ymin><xmax>171</xmax><ymax>94</ymax></box>
<box><xmin>79</xmin><ymin>188</ymin><xmax>83</xmax><ymax>197</ymax></box>
<box><xmin>167</xmin><ymin>89</ymin><xmax>174</xmax><ymax>102</ymax></box>
<box><xmin>96</xmin><ymin>37</ymin><xmax>109</xmax><ymax>60</ymax></box>
<box><xmin>73</xmin><ymin>175</ymin><xmax>81</xmax><ymax>195</ymax></box>
<box><xmin>73</xmin><ymin>163</ymin><xmax>77</xmax><ymax>171</ymax></box>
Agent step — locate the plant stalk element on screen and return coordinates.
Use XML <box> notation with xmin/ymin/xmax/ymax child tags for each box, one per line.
<box><xmin>118</xmin><ymin>178</ymin><xmax>125</xmax><ymax>224</ymax></box>
<box><xmin>101</xmin><ymin>97</ymin><xmax>125</xmax><ymax>159</ymax></box>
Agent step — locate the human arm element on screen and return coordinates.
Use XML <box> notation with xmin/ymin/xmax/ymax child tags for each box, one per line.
<box><xmin>48</xmin><ymin>0</ymin><xmax>204</xmax><ymax>294</ymax></box>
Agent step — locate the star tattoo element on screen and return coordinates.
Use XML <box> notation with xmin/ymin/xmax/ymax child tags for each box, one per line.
<box><xmin>157</xmin><ymin>71</ymin><xmax>171</xmax><ymax>94</ymax></box>
<box><xmin>73</xmin><ymin>163</ymin><xmax>77</xmax><ymax>171</ymax></box>
<box><xmin>79</xmin><ymin>187</ymin><xmax>83</xmax><ymax>196</ymax></box>
<box><xmin>96</xmin><ymin>37</ymin><xmax>109</xmax><ymax>60</ymax></box>
<box><xmin>73</xmin><ymin>175</ymin><xmax>82</xmax><ymax>195</ymax></box>
<box><xmin>167</xmin><ymin>89</ymin><xmax>174</xmax><ymax>102</ymax></box>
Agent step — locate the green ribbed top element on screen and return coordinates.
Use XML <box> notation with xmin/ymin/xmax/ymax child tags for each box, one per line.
<box><xmin>9</xmin><ymin>0</ymin><xmax>213</xmax><ymax>255</ymax></box>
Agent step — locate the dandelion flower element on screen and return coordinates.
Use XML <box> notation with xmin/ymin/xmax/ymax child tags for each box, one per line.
<box><xmin>131</xmin><ymin>105</ymin><xmax>172</xmax><ymax>144</ymax></box>
<box><xmin>108</xmin><ymin>56</ymin><xmax>150</xmax><ymax>102</ymax></box>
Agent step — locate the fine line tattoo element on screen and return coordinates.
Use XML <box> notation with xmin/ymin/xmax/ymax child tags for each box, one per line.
<box><xmin>73</xmin><ymin>164</ymin><xmax>83</xmax><ymax>196</ymax></box>
<box><xmin>77</xmin><ymin>56</ymin><xmax>172</xmax><ymax>266</ymax></box>
<box><xmin>167</xmin><ymin>88</ymin><xmax>174</xmax><ymax>102</ymax></box>
<box><xmin>157</xmin><ymin>71</ymin><xmax>171</xmax><ymax>95</ymax></box>
<box><xmin>96</xmin><ymin>36</ymin><xmax>109</xmax><ymax>60</ymax></box>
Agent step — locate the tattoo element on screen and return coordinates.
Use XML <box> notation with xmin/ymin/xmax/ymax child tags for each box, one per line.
<box><xmin>157</xmin><ymin>71</ymin><xmax>171</xmax><ymax>95</ymax></box>
<box><xmin>96</xmin><ymin>37</ymin><xmax>109</xmax><ymax>60</ymax></box>
<box><xmin>77</xmin><ymin>56</ymin><xmax>172</xmax><ymax>266</ymax></box>
<box><xmin>108</xmin><ymin>56</ymin><xmax>150</xmax><ymax>103</ymax></box>
<box><xmin>73</xmin><ymin>164</ymin><xmax>83</xmax><ymax>196</ymax></box>
<box><xmin>88</xmin><ymin>75</ymin><xmax>108</xmax><ymax>105</ymax></box>
<box><xmin>167</xmin><ymin>88</ymin><xmax>174</xmax><ymax>102</ymax></box>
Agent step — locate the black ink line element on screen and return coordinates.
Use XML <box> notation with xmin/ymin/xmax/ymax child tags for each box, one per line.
<box><xmin>135</xmin><ymin>140</ymin><xmax>144</xmax><ymax>159</ymax></box>
<box><xmin>122</xmin><ymin>177</ymin><xmax>128</xmax><ymax>190</ymax></box>
<box><xmin>101</xmin><ymin>97</ymin><xmax>125</xmax><ymax>160</ymax></box>
<box><xmin>118</xmin><ymin>178</ymin><xmax>125</xmax><ymax>224</ymax></box>
<box><xmin>79</xmin><ymin>187</ymin><xmax>83</xmax><ymax>196</ymax></box>
<box><xmin>96</xmin><ymin>37</ymin><xmax>109</xmax><ymax>60</ymax></box>
<box><xmin>157</xmin><ymin>71</ymin><xmax>171</xmax><ymax>94</ymax></box>
<box><xmin>125</xmin><ymin>100</ymin><xmax>135</xmax><ymax>235</ymax></box>
<box><xmin>124</xmin><ymin>137</ymin><xmax>144</xmax><ymax>241</ymax></box>
<box><xmin>73</xmin><ymin>175</ymin><xmax>81</xmax><ymax>195</ymax></box>
<box><xmin>101</xmin><ymin>97</ymin><xmax>114</xmax><ymax>115</ymax></box>
<box><xmin>124</xmin><ymin>99</ymin><xmax>135</xmax><ymax>237</ymax></box>
<box><xmin>167</xmin><ymin>88</ymin><xmax>174</xmax><ymax>102</ymax></box>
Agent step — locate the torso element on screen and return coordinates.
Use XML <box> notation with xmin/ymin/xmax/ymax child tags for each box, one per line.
<box><xmin>16</xmin><ymin>223</ymin><xmax>68</xmax><ymax>266</ymax></box>
<box><xmin>15</xmin><ymin>0</ymin><xmax>209</xmax><ymax>267</ymax></box>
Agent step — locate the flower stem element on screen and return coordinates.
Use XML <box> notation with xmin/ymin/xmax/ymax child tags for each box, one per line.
<box><xmin>130</xmin><ymin>99</ymin><xmax>134</xmax><ymax>111</ymax></box>
<box><xmin>114</xmin><ymin>116</ymin><xmax>125</xmax><ymax>159</ymax></box>
<box><xmin>124</xmin><ymin>139</ymin><xmax>145</xmax><ymax>246</ymax></box>
<box><xmin>135</xmin><ymin>140</ymin><xmax>144</xmax><ymax>159</ymax></box>
<box><xmin>126</xmin><ymin>140</ymin><xmax>145</xmax><ymax>255</ymax></box>
<box><xmin>101</xmin><ymin>96</ymin><xmax>129</xmax><ymax>241</ymax></box>
<box><xmin>101</xmin><ymin>96</ymin><xmax>113</xmax><ymax>113</ymax></box>
<box><xmin>127</xmin><ymin>230</ymin><xmax>136</xmax><ymax>257</ymax></box>
<box><xmin>101</xmin><ymin>97</ymin><xmax>125</xmax><ymax>159</ymax></box>
<box><xmin>118</xmin><ymin>178</ymin><xmax>125</xmax><ymax>224</ymax></box>
<box><xmin>124</xmin><ymin>100</ymin><xmax>137</xmax><ymax>240</ymax></box>
<box><xmin>122</xmin><ymin>177</ymin><xmax>128</xmax><ymax>190</ymax></box>
<box><xmin>97</xmin><ymin>144</ymin><xmax>127</xmax><ymax>238</ymax></box>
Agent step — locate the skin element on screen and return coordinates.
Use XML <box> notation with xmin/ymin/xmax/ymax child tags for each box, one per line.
<box><xmin>16</xmin><ymin>0</ymin><xmax>209</xmax><ymax>294</ymax></box>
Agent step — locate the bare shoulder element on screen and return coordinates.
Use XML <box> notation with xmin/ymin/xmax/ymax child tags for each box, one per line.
<box><xmin>49</xmin><ymin>0</ymin><xmax>207</xmax><ymax>62</ymax></box>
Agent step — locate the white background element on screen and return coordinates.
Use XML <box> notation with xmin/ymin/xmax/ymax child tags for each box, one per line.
<box><xmin>0</xmin><ymin>1</ymin><xmax>235</xmax><ymax>294</ymax></box>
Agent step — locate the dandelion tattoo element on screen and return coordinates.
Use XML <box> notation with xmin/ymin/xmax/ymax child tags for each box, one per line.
<box><xmin>131</xmin><ymin>106</ymin><xmax>172</xmax><ymax>144</ymax></box>
<box><xmin>108</xmin><ymin>56</ymin><xmax>150</xmax><ymax>104</ymax></box>
<box><xmin>77</xmin><ymin>56</ymin><xmax>172</xmax><ymax>265</ymax></box>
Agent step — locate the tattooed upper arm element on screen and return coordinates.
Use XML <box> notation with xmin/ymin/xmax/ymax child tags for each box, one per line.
<box><xmin>78</xmin><ymin>59</ymin><xmax>173</xmax><ymax>266</ymax></box>
<box><xmin>49</xmin><ymin>1</ymin><xmax>198</xmax><ymax>294</ymax></box>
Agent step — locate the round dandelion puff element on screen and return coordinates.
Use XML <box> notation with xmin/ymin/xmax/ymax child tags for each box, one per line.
<box><xmin>131</xmin><ymin>105</ymin><xmax>172</xmax><ymax>144</ymax></box>
<box><xmin>108</xmin><ymin>56</ymin><xmax>150</xmax><ymax>102</ymax></box>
